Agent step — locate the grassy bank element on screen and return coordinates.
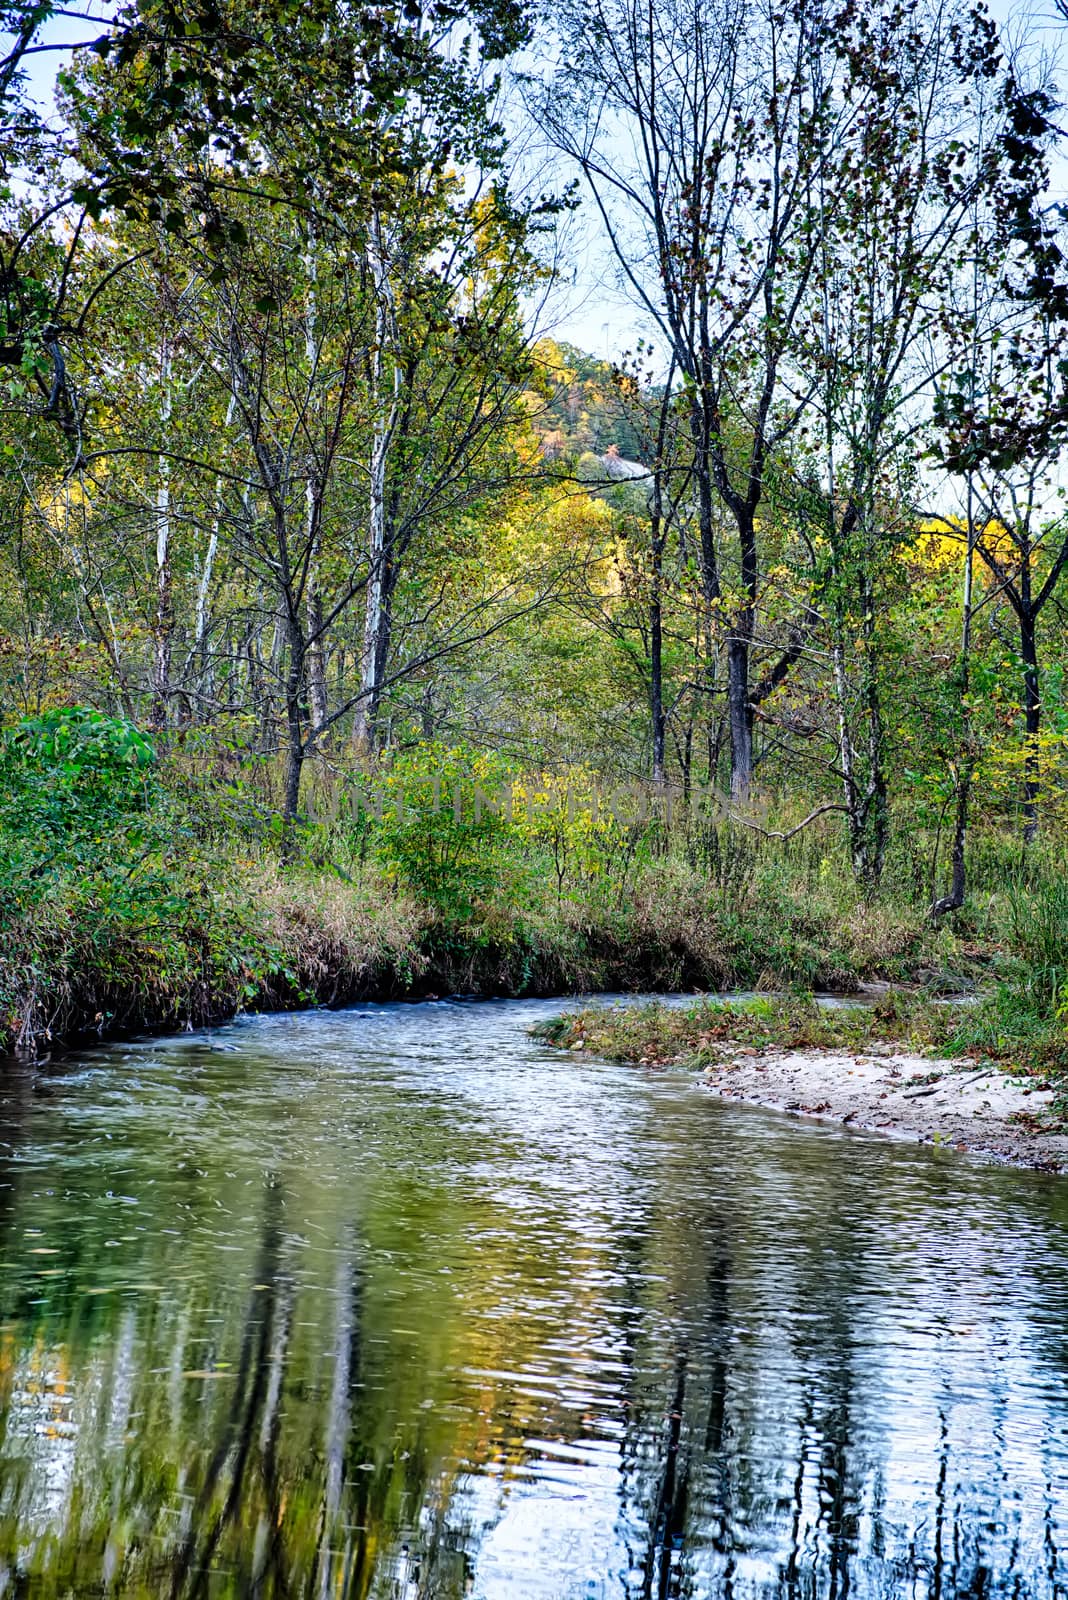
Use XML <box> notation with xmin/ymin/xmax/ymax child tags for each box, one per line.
<box><xmin>534</xmin><ymin>976</ymin><xmax>1068</xmax><ymax>1111</ymax></box>
<box><xmin>2</xmin><ymin>713</ymin><xmax>1067</xmax><ymax>1061</ymax></box>
<box><xmin>532</xmin><ymin>991</ymin><xmax>963</xmax><ymax>1064</ymax></box>
<box><xmin>0</xmin><ymin>854</ymin><xmax>949</xmax><ymax>1056</ymax></box>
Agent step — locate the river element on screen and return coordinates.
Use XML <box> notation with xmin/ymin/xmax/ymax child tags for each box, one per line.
<box><xmin>0</xmin><ymin>996</ymin><xmax>1066</xmax><ymax>1597</ymax></box>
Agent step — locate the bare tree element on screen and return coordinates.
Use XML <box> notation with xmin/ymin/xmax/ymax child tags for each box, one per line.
<box><xmin>535</xmin><ymin>0</ymin><xmax>861</xmax><ymax>800</ymax></box>
<box><xmin>797</xmin><ymin>0</ymin><xmax>1010</xmax><ymax>886</ymax></box>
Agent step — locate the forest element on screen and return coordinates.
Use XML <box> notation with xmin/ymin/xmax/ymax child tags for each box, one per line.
<box><xmin>3</xmin><ymin>0</ymin><xmax>1068</xmax><ymax>1086</ymax></box>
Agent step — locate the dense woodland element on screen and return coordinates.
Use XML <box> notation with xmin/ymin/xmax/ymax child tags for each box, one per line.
<box><xmin>3</xmin><ymin>0</ymin><xmax>1068</xmax><ymax>1063</ymax></box>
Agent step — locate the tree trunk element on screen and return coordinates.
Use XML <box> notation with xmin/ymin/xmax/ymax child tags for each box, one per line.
<box><xmin>688</xmin><ymin>396</ymin><xmax>726</xmax><ymax>793</ymax></box>
<box><xmin>831</xmin><ymin>558</ymin><xmax>887</xmax><ymax>888</ymax></box>
<box><xmin>282</xmin><ymin>611</ymin><xmax>306</xmax><ymax>853</ymax></box>
<box><xmin>352</xmin><ymin>525</ymin><xmax>387</xmax><ymax>752</ymax></box>
<box><xmin>193</xmin><ymin>523</ymin><xmax>217</xmax><ymax>694</ymax></box>
<box><xmin>153</xmin><ymin>338</ymin><xmax>173</xmax><ymax>731</ymax></box>
<box><xmin>194</xmin><ymin>489</ymin><xmax>220</xmax><ymax>710</ymax></box>
<box><xmin>306</xmin><ymin>574</ymin><xmax>328</xmax><ymax>739</ymax></box>
<box><xmin>353</xmin><ymin>209</ymin><xmax>400</xmax><ymax>755</ymax></box>
<box><xmin>303</xmin><ymin>229</ymin><xmax>328</xmax><ymax>746</ymax></box>
<box><xmin>727</xmin><ymin>504</ymin><xmax>760</xmax><ymax>806</ymax></box>
<box><xmin>833</xmin><ymin>621</ymin><xmax>874</xmax><ymax>886</ymax></box>
<box><xmin>726</xmin><ymin>636</ymin><xmax>752</xmax><ymax>802</ymax></box>
<box><xmin>932</xmin><ymin>775</ymin><xmax>972</xmax><ymax>918</ymax></box>
<box><xmin>690</xmin><ymin>402</ymin><xmax>720</xmax><ymax>608</ymax></box>
<box><xmin>932</xmin><ymin>481</ymin><xmax>976</xmax><ymax>917</ymax></box>
<box><xmin>193</xmin><ymin>395</ymin><xmax>236</xmax><ymax>710</ymax></box>
<box><xmin>650</xmin><ymin>583</ymin><xmax>665</xmax><ymax>787</ymax></box>
<box><xmin>1020</xmin><ymin>607</ymin><xmax>1041</xmax><ymax>844</ymax></box>
<box><xmin>832</xmin><ymin>623</ymin><xmax>857</xmax><ymax>825</ymax></box>
<box><xmin>648</xmin><ymin>442</ymin><xmax>668</xmax><ymax>787</ymax></box>
<box><xmin>858</xmin><ymin>574</ymin><xmax>888</xmax><ymax>884</ymax></box>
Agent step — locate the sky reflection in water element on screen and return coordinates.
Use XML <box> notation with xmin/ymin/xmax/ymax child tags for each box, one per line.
<box><xmin>0</xmin><ymin>997</ymin><xmax>1066</xmax><ymax>1597</ymax></box>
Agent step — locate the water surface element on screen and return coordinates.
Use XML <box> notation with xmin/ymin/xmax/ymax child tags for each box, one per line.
<box><xmin>0</xmin><ymin>998</ymin><xmax>1067</xmax><ymax>1597</ymax></box>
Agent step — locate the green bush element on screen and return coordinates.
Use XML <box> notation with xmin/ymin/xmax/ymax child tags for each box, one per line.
<box><xmin>368</xmin><ymin>742</ymin><xmax>529</xmax><ymax>922</ymax></box>
<box><xmin>0</xmin><ymin>707</ymin><xmax>158</xmax><ymax>920</ymax></box>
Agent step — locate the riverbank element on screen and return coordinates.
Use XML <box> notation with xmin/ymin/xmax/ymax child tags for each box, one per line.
<box><xmin>534</xmin><ymin>997</ymin><xmax>1068</xmax><ymax>1171</ymax></box>
<box><xmin>0</xmin><ymin>853</ymin><xmax>948</xmax><ymax>1056</ymax></box>
<box><xmin>698</xmin><ymin>1045</ymin><xmax>1066</xmax><ymax>1170</ymax></box>
<box><xmin>7</xmin><ymin>857</ymin><xmax>1068</xmax><ymax>1172</ymax></box>
<box><xmin>0</xmin><ymin>883</ymin><xmax>855</xmax><ymax>1055</ymax></box>
<box><xmin>4</xmin><ymin>726</ymin><xmax>1066</xmax><ymax>1066</ymax></box>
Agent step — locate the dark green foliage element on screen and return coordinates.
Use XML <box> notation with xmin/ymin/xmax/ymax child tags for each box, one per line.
<box><xmin>0</xmin><ymin>707</ymin><xmax>157</xmax><ymax>918</ymax></box>
<box><xmin>0</xmin><ymin>711</ymin><xmax>292</xmax><ymax>1048</ymax></box>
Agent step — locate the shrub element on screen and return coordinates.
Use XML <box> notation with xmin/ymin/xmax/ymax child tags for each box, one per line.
<box><xmin>0</xmin><ymin>707</ymin><xmax>157</xmax><ymax>920</ymax></box>
<box><xmin>511</xmin><ymin>768</ymin><xmax>640</xmax><ymax>902</ymax></box>
<box><xmin>368</xmin><ymin>742</ymin><xmax>528</xmax><ymax>922</ymax></box>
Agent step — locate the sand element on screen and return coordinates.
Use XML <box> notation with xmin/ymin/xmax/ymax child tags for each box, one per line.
<box><xmin>697</xmin><ymin>1043</ymin><xmax>1068</xmax><ymax>1170</ymax></box>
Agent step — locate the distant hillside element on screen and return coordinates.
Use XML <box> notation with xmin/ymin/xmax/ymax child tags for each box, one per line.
<box><xmin>529</xmin><ymin>340</ymin><xmax>648</xmax><ymax>464</ymax></box>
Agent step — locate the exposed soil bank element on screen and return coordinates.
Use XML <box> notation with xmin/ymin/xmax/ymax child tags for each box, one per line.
<box><xmin>696</xmin><ymin>1045</ymin><xmax>1068</xmax><ymax>1171</ymax></box>
<box><xmin>2</xmin><ymin>921</ymin><xmax>745</xmax><ymax>1058</ymax></box>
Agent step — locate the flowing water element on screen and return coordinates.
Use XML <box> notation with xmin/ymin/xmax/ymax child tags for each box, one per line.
<box><xmin>1</xmin><ymin>997</ymin><xmax>1067</xmax><ymax>1598</ymax></box>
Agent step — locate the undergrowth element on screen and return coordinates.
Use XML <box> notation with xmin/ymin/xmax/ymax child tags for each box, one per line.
<box><xmin>2</xmin><ymin>712</ymin><xmax>1067</xmax><ymax>1062</ymax></box>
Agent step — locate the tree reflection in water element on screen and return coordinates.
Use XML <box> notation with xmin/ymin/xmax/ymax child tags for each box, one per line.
<box><xmin>0</xmin><ymin>1003</ymin><xmax>1065</xmax><ymax>1597</ymax></box>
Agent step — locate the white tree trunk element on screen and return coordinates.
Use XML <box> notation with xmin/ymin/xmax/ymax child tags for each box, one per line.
<box><xmin>154</xmin><ymin>337</ymin><xmax>173</xmax><ymax>727</ymax></box>
<box><xmin>304</xmin><ymin>230</ymin><xmax>329</xmax><ymax>738</ymax></box>
<box><xmin>193</xmin><ymin>394</ymin><xmax>236</xmax><ymax>699</ymax></box>
<box><xmin>352</xmin><ymin>208</ymin><xmax>400</xmax><ymax>753</ymax></box>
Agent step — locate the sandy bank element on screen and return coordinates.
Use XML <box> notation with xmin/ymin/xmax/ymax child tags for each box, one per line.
<box><xmin>698</xmin><ymin>1043</ymin><xmax>1068</xmax><ymax>1171</ymax></box>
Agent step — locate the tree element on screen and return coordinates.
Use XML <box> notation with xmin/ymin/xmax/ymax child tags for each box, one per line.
<box><xmin>536</xmin><ymin>0</ymin><xmax>868</xmax><ymax>801</ymax></box>
<box><xmin>793</xmin><ymin>0</ymin><xmax>1009</xmax><ymax>887</ymax></box>
<box><xmin>5</xmin><ymin>0</ymin><xmax>562</xmax><ymax>834</ymax></box>
<box><xmin>2</xmin><ymin>0</ymin><xmax>532</xmax><ymax>443</ymax></box>
<box><xmin>349</xmin><ymin>180</ymin><xmax>552</xmax><ymax>752</ymax></box>
<box><xmin>932</xmin><ymin>72</ymin><xmax>1068</xmax><ymax>849</ymax></box>
<box><xmin>579</xmin><ymin>350</ymin><xmax>693</xmax><ymax>787</ymax></box>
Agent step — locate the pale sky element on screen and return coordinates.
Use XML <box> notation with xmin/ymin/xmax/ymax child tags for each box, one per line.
<box><xmin>539</xmin><ymin>0</ymin><xmax>1068</xmax><ymax>360</ymax></box>
<box><xmin>8</xmin><ymin>0</ymin><xmax>1067</xmax><ymax>366</ymax></box>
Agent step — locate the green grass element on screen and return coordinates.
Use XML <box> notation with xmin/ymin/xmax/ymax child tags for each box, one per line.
<box><xmin>535</xmin><ymin>967</ymin><xmax>1068</xmax><ymax>1099</ymax></box>
<box><xmin>531</xmin><ymin>991</ymin><xmax>964</xmax><ymax>1067</ymax></box>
